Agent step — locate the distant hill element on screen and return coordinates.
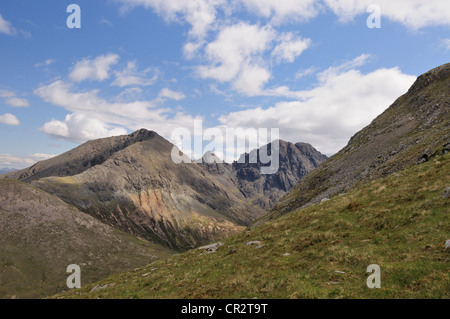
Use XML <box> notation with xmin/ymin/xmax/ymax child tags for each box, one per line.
<box><xmin>0</xmin><ymin>179</ymin><xmax>173</xmax><ymax>299</ymax></box>
<box><xmin>0</xmin><ymin>168</ymin><xmax>17</xmax><ymax>175</ymax></box>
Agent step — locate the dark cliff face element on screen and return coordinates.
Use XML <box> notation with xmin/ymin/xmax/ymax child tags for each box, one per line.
<box><xmin>230</xmin><ymin>140</ymin><xmax>328</xmax><ymax>209</ymax></box>
<box><xmin>200</xmin><ymin>140</ymin><xmax>328</xmax><ymax>210</ymax></box>
<box><xmin>265</xmin><ymin>63</ymin><xmax>450</xmax><ymax>223</ymax></box>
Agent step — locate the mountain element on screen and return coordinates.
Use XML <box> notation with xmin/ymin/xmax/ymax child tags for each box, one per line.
<box><xmin>53</xmin><ymin>63</ymin><xmax>450</xmax><ymax>299</ymax></box>
<box><xmin>0</xmin><ymin>168</ymin><xmax>17</xmax><ymax>175</ymax></box>
<box><xmin>262</xmin><ymin>62</ymin><xmax>450</xmax><ymax>223</ymax></box>
<box><xmin>200</xmin><ymin>141</ymin><xmax>327</xmax><ymax>210</ymax></box>
<box><xmin>231</xmin><ymin>141</ymin><xmax>328</xmax><ymax>209</ymax></box>
<box><xmin>0</xmin><ymin>179</ymin><xmax>172</xmax><ymax>299</ymax></box>
<box><xmin>3</xmin><ymin>130</ymin><xmax>326</xmax><ymax>251</ymax></box>
<box><xmin>54</xmin><ymin>149</ymin><xmax>450</xmax><ymax>299</ymax></box>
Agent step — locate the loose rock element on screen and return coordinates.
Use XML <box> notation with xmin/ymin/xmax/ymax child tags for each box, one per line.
<box><xmin>198</xmin><ymin>242</ymin><xmax>223</xmax><ymax>253</ymax></box>
<box><xmin>445</xmin><ymin>240</ymin><xmax>450</xmax><ymax>250</ymax></box>
<box><xmin>441</xmin><ymin>187</ymin><xmax>450</xmax><ymax>199</ymax></box>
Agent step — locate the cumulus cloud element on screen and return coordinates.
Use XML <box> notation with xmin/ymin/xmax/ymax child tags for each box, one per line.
<box><xmin>196</xmin><ymin>22</ymin><xmax>310</xmax><ymax>96</ymax></box>
<box><xmin>0</xmin><ymin>13</ymin><xmax>16</xmax><ymax>36</ymax></box>
<box><xmin>40</xmin><ymin>113</ymin><xmax>128</xmax><ymax>143</ymax></box>
<box><xmin>323</xmin><ymin>0</ymin><xmax>450</xmax><ymax>29</ymax></box>
<box><xmin>218</xmin><ymin>59</ymin><xmax>416</xmax><ymax>155</ymax></box>
<box><xmin>0</xmin><ymin>90</ymin><xmax>30</xmax><ymax>107</ymax></box>
<box><xmin>35</xmin><ymin>79</ymin><xmax>200</xmax><ymax>143</ymax></box>
<box><xmin>112</xmin><ymin>61</ymin><xmax>158</xmax><ymax>87</ymax></box>
<box><xmin>240</xmin><ymin>0</ymin><xmax>321</xmax><ymax>24</ymax></box>
<box><xmin>0</xmin><ymin>153</ymin><xmax>56</xmax><ymax>169</ymax></box>
<box><xmin>118</xmin><ymin>0</ymin><xmax>225</xmax><ymax>39</ymax></box>
<box><xmin>272</xmin><ymin>32</ymin><xmax>311</xmax><ymax>63</ymax></box>
<box><xmin>0</xmin><ymin>113</ymin><xmax>20</xmax><ymax>126</ymax></box>
<box><xmin>69</xmin><ymin>54</ymin><xmax>119</xmax><ymax>82</ymax></box>
<box><xmin>158</xmin><ymin>88</ymin><xmax>186</xmax><ymax>101</ymax></box>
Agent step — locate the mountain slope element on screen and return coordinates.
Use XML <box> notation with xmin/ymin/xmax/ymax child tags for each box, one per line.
<box><xmin>55</xmin><ymin>151</ymin><xmax>450</xmax><ymax>299</ymax></box>
<box><xmin>22</xmin><ymin>130</ymin><xmax>263</xmax><ymax>251</ymax></box>
<box><xmin>2</xmin><ymin>130</ymin><xmax>161</xmax><ymax>183</ymax></box>
<box><xmin>0</xmin><ymin>179</ymin><xmax>173</xmax><ymax>299</ymax></box>
<box><xmin>264</xmin><ymin>63</ymin><xmax>450</xmax><ymax>222</ymax></box>
<box><xmin>3</xmin><ymin>129</ymin><xmax>326</xmax><ymax>251</ymax></box>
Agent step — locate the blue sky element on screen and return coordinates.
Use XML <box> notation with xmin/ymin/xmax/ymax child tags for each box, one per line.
<box><xmin>0</xmin><ymin>0</ymin><xmax>449</xmax><ymax>168</ymax></box>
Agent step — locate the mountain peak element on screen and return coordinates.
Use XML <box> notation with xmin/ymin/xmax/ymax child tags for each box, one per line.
<box><xmin>407</xmin><ymin>62</ymin><xmax>450</xmax><ymax>96</ymax></box>
<box><xmin>130</xmin><ymin>128</ymin><xmax>158</xmax><ymax>140</ymax></box>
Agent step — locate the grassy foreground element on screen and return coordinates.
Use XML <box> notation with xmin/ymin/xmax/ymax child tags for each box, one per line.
<box><xmin>55</xmin><ymin>153</ymin><xmax>450</xmax><ymax>299</ymax></box>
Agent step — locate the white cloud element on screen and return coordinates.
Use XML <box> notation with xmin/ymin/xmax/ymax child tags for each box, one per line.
<box><xmin>34</xmin><ymin>59</ymin><xmax>55</xmax><ymax>68</ymax></box>
<box><xmin>6</xmin><ymin>97</ymin><xmax>30</xmax><ymax>107</ymax></box>
<box><xmin>0</xmin><ymin>113</ymin><xmax>20</xmax><ymax>126</ymax></box>
<box><xmin>69</xmin><ymin>54</ymin><xmax>119</xmax><ymax>82</ymax></box>
<box><xmin>218</xmin><ymin>61</ymin><xmax>416</xmax><ymax>155</ymax></box>
<box><xmin>323</xmin><ymin>0</ymin><xmax>450</xmax><ymax>29</ymax></box>
<box><xmin>233</xmin><ymin>63</ymin><xmax>271</xmax><ymax>96</ymax></box>
<box><xmin>240</xmin><ymin>0</ymin><xmax>321</xmax><ymax>24</ymax></box>
<box><xmin>29</xmin><ymin>153</ymin><xmax>57</xmax><ymax>161</ymax></box>
<box><xmin>112</xmin><ymin>61</ymin><xmax>158</xmax><ymax>87</ymax></box>
<box><xmin>0</xmin><ymin>13</ymin><xmax>16</xmax><ymax>36</ymax></box>
<box><xmin>441</xmin><ymin>38</ymin><xmax>450</xmax><ymax>51</ymax></box>
<box><xmin>118</xmin><ymin>0</ymin><xmax>225</xmax><ymax>39</ymax></box>
<box><xmin>40</xmin><ymin>113</ymin><xmax>128</xmax><ymax>143</ymax></box>
<box><xmin>158</xmin><ymin>88</ymin><xmax>186</xmax><ymax>101</ymax></box>
<box><xmin>0</xmin><ymin>90</ymin><xmax>30</xmax><ymax>107</ymax></box>
<box><xmin>197</xmin><ymin>23</ymin><xmax>275</xmax><ymax>82</ymax></box>
<box><xmin>35</xmin><ymin>80</ymin><xmax>200</xmax><ymax>143</ymax></box>
<box><xmin>196</xmin><ymin>22</ymin><xmax>310</xmax><ymax>96</ymax></box>
<box><xmin>99</xmin><ymin>17</ymin><xmax>113</xmax><ymax>27</ymax></box>
<box><xmin>272</xmin><ymin>32</ymin><xmax>311</xmax><ymax>63</ymax></box>
<box><xmin>295</xmin><ymin>66</ymin><xmax>317</xmax><ymax>79</ymax></box>
<box><xmin>0</xmin><ymin>153</ymin><xmax>56</xmax><ymax>169</ymax></box>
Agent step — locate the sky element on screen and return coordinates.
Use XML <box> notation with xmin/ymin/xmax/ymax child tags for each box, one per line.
<box><xmin>0</xmin><ymin>0</ymin><xmax>449</xmax><ymax>169</ymax></box>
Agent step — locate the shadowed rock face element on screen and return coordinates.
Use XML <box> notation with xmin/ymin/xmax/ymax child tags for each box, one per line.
<box><xmin>0</xmin><ymin>179</ymin><xmax>172</xmax><ymax>299</ymax></box>
<box><xmin>265</xmin><ymin>63</ymin><xmax>450</xmax><ymax>223</ymax></box>
<box><xmin>3</xmin><ymin>128</ymin><xmax>327</xmax><ymax>251</ymax></box>
<box><xmin>223</xmin><ymin>141</ymin><xmax>328</xmax><ymax>209</ymax></box>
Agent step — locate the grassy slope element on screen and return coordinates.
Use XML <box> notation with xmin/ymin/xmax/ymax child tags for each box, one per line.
<box><xmin>55</xmin><ymin>153</ymin><xmax>450</xmax><ymax>299</ymax></box>
<box><xmin>0</xmin><ymin>179</ymin><xmax>174</xmax><ymax>299</ymax></box>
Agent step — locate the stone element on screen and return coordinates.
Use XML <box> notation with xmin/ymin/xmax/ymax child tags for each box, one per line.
<box><xmin>90</xmin><ymin>283</ymin><xmax>116</xmax><ymax>293</ymax></box>
<box><xmin>198</xmin><ymin>242</ymin><xmax>223</xmax><ymax>253</ymax></box>
<box><xmin>445</xmin><ymin>240</ymin><xmax>450</xmax><ymax>250</ymax></box>
<box><xmin>246</xmin><ymin>241</ymin><xmax>262</xmax><ymax>246</ymax></box>
<box><xmin>321</xmin><ymin>198</ymin><xmax>330</xmax><ymax>203</ymax></box>
<box><xmin>441</xmin><ymin>187</ymin><xmax>450</xmax><ymax>199</ymax></box>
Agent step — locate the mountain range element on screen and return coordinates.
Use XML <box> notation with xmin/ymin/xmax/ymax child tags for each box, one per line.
<box><xmin>53</xmin><ymin>62</ymin><xmax>449</xmax><ymax>299</ymax></box>
<box><xmin>1</xmin><ymin>63</ymin><xmax>449</xmax><ymax>299</ymax></box>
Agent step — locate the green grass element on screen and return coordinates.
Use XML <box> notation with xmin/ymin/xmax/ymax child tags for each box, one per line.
<box><xmin>54</xmin><ymin>153</ymin><xmax>450</xmax><ymax>299</ymax></box>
